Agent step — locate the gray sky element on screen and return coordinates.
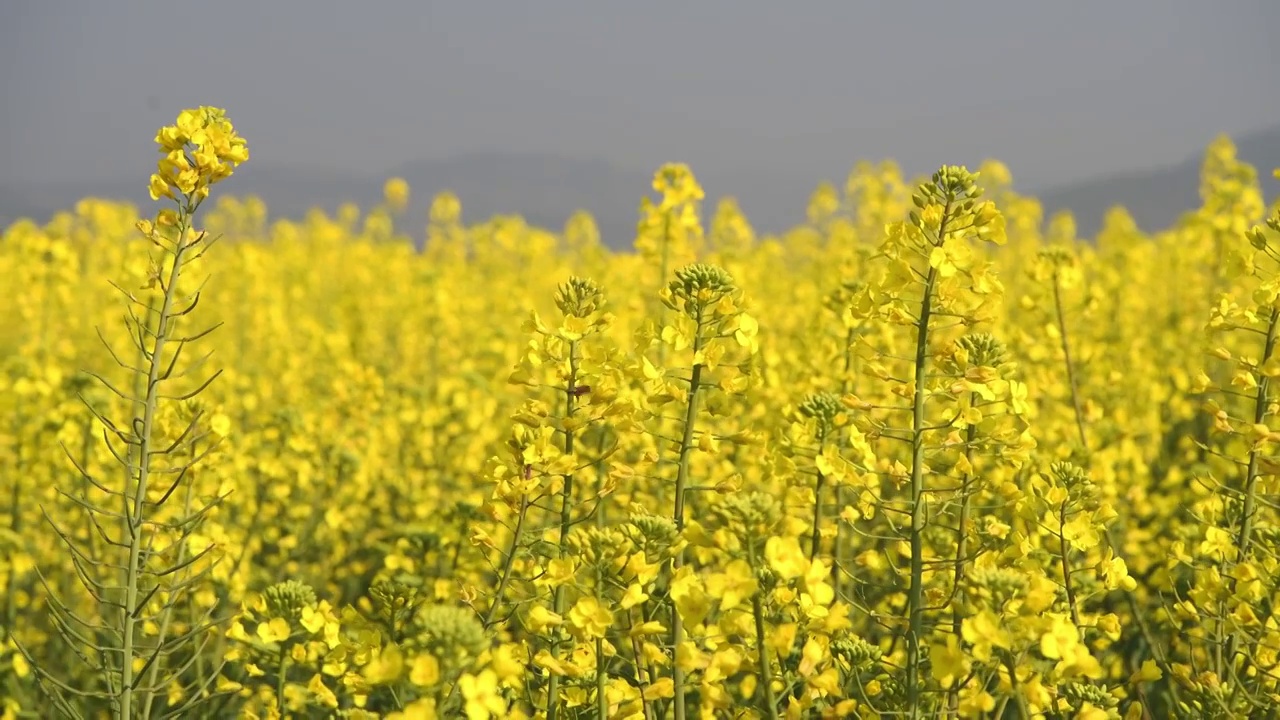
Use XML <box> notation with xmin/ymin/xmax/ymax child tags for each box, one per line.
<box><xmin>2</xmin><ymin>0</ymin><xmax>1278</xmax><ymax>190</ymax></box>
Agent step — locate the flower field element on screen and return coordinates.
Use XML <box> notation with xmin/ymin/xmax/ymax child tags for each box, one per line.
<box><xmin>3</xmin><ymin>108</ymin><xmax>1280</xmax><ymax>719</ymax></box>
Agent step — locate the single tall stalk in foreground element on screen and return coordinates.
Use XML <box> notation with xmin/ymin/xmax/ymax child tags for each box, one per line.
<box><xmin>905</xmin><ymin>212</ymin><xmax>947</xmax><ymax>718</ymax></box>
<box><xmin>657</xmin><ymin>263</ymin><xmax>755</xmax><ymax>719</ymax></box>
<box><xmin>18</xmin><ymin>107</ymin><xmax>248</xmax><ymax>720</ymax></box>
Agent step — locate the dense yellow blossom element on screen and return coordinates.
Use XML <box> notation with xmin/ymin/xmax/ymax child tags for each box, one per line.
<box><xmin>3</xmin><ymin>109</ymin><xmax>1280</xmax><ymax>719</ymax></box>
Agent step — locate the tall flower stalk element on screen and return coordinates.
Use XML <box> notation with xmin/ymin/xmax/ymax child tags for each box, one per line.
<box><xmin>18</xmin><ymin>107</ymin><xmax>247</xmax><ymax>719</ymax></box>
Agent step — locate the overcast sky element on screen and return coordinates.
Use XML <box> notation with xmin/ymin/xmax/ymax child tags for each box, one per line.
<box><xmin>2</xmin><ymin>0</ymin><xmax>1278</xmax><ymax>190</ymax></box>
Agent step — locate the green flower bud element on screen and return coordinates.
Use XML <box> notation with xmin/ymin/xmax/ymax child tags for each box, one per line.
<box><xmin>412</xmin><ymin>604</ymin><xmax>488</xmax><ymax>663</ymax></box>
<box><xmin>1038</xmin><ymin>246</ymin><xmax>1075</xmax><ymax>267</ymax></box>
<box><xmin>555</xmin><ymin>276</ymin><xmax>608</xmax><ymax>318</ymax></box>
<box><xmin>966</xmin><ymin>566</ymin><xmax>1029</xmax><ymax>609</ymax></box>
<box><xmin>1062</xmin><ymin>682</ymin><xmax>1118</xmax><ymax>708</ymax></box>
<box><xmin>566</xmin><ymin>526</ymin><xmax>633</xmax><ymax>571</ymax></box>
<box><xmin>369</xmin><ymin>578</ymin><xmax>424</xmax><ymax>630</ymax></box>
<box><xmin>956</xmin><ymin>332</ymin><xmax>1007</xmax><ymax>369</ymax></box>
<box><xmin>664</xmin><ymin>263</ymin><xmax>738</xmax><ymax>316</ymax></box>
<box><xmin>623</xmin><ymin>510</ymin><xmax>679</xmax><ymax>552</ymax></box>
<box><xmin>831</xmin><ymin>635</ymin><xmax>884</xmax><ymax>667</ymax></box>
<box><xmin>1050</xmin><ymin>461</ymin><xmax>1090</xmax><ymax>488</ymax></box>
<box><xmin>1250</xmin><ymin>227</ymin><xmax>1269</xmax><ymax>250</ymax></box>
<box><xmin>798</xmin><ymin>392</ymin><xmax>844</xmax><ymax>441</ymax></box>
<box><xmin>262</xmin><ymin>580</ymin><xmax>317</xmax><ymax>623</ymax></box>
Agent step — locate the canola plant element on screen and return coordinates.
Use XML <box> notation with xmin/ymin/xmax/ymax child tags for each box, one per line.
<box><xmin>2</xmin><ymin>108</ymin><xmax>1280</xmax><ymax>719</ymax></box>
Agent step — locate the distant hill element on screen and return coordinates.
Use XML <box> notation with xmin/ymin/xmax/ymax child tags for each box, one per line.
<box><xmin>2</xmin><ymin>126</ymin><xmax>1278</xmax><ymax>247</ymax></box>
<box><xmin>1035</xmin><ymin>124</ymin><xmax>1280</xmax><ymax>238</ymax></box>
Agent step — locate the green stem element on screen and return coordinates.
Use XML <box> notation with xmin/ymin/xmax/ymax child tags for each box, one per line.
<box><xmin>750</xmin><ymin>593</ymin><xmax>780</xmax><ymax>720</ymax></box>
<box><xmin>747</xmin><ymin>541</ymin><xmax>780</xmax><ymax>720</ymax></box>
<box><xmin>120</xmin><ymin>205</ymin><xmax>193</xmax><ymax>720</ymax></box>
<box><xmin>948</xmin><ymin>417</ymin><xmax>977</xmax><ymax>715</ymax></box>
<box><xmin>595</xmin><ymin>563</ymin><xmax>608</xmax><ymax>720</ymax></box>
<box><xmin>1003</xmin><ymin>655</ymin><xmax>1031</xmax><ymax>720</ymax></box>
<box><xmin>548</xmin><ymin>341</ymin><xmax>581</xmax><ymax>720</ymax></box>
<box><xmin>1235</xmin><ymin>305</ymin><xmax>1278</xmax><ymax>560</ymax></box>
<box><xmin>628</xmin><ymin>609</ymin><xmax>657</xmax><ymax>720</ymax></box>
<box><xmin>906</xmin><ymin>203</ymin><xmax>947</xmax><ymax>718</ymax></box>
<box><xmin>276</xmin><ymin>646</ymin><xmax>290</xmax><ymax>716</ymax></box>
<box><xmin>810</xmin><ymin>464</ymin><xmax>826</xmax><ymax>561</ymax></box>
<box><xmin>670</xmin><ymin>327</ymin><xmax>705</xmax><ymax>720</ymax></box>
<box><xmin>596</xmin><ymin>636</ymin><xmax>608</xmax><ymax>720</ymax></box>
<box><xmin>140</xmin><ymin>439</ymin><xmax>199</xmax><ymax>720</ymax></box>
<box><xmin>1058</xmin><ymin>501</ymin><xmax>1081</xmax><ymax>626</ymax></box>
<box><xmin>1225</xmin><ymin>305</ymin><xmax>1278</xmax><ymax>672</ymax></box>
<box><xmin>483</xmin><ymin>495</ymin><xmax>529</xmax><ymax>629</ymax></box>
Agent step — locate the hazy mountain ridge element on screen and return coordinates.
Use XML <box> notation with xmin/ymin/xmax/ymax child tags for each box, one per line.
<box><xmin>3</xmin><ymin>126</ymin><xmax>1278</xmax><ymax>247</ymax></box>
<box><xmin>1035</xmin><ymin>124</ymin><xmax>1280</xmax><ymax>237</ymax></box>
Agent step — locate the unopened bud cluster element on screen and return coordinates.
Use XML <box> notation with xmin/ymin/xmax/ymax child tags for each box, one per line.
<box><xmin>412</xmin><ymin>604</ymin><xmax>488</xmax><ymax>660</ymax></box>
<box><xmin>798</xmin><ymin>392</ymin><xmax>845</xmax><ymax>442</ymax></box>
<box><xmin>663</xmin><ymin>263</ymin><xmax>739</xmax><ymax>317</ymax></box>
<box><xmin>262</xmin><ymin>579</ymin><xmax>317</xmax><ymax>623</ymax></box>
<box><xmin>623</xmin><ymin>510</ymin><xmax>680</xmax><ymax>552</ymax></box>
<box><xmin>555</xmin><ymin>276</ymin><xmax>608</xmax><ymax>318</ymax></box>
<box><xmin>956</xmin><ymin>333</ymin><xmax>1007</xmax><ymax>369</ymax></box>
<box><xmin>709</xmin><ymin>492</ymin><xmax>781</xmax><ymax>538</ymax></box>
<box><xmin>909</xmin><ymin>165</ymin><xmax>984</xmax><ymax>230</ymax></box>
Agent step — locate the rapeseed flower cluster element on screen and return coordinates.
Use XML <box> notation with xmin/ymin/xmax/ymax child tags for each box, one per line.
<box><xmin>149</xmin><ymin>106</ymin><xmax>249</xmax><ymax>203</ymax></box>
